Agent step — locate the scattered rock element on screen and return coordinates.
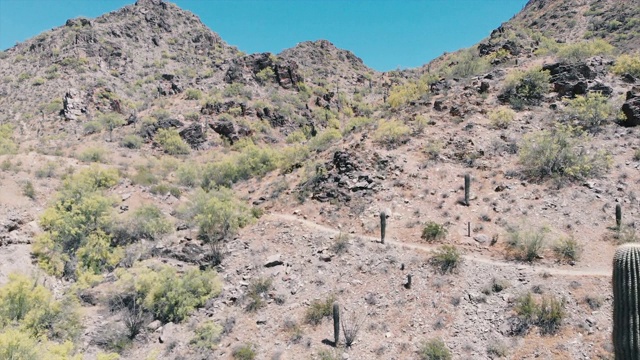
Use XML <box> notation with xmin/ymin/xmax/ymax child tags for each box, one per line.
<box><xmin>265</xmin><ymin>254</ymin><xmax>284</xmax><ymax>268</ymax></box>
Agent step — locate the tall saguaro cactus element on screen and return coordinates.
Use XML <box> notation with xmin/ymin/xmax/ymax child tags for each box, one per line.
<box><xmin>616</xmin><ymin>203</ymin><xmax>622</xmax><ymax>229</ymax></box>
<box><xmin>333</xmin><ymin>302</ymin><xmax>340</xmax><ymax>346</ymax></box>
<box><xmin>613</xmin><ymin>243</ymin><xmax>640</xmax><ymax>359</ymax></box>
<box><xmin>464</xmin><ymin>174</ymin><xmax>471</xmax><ymax>206</ymax></box>
<box><xmin>380</xmin><ymin>211</ymin><xmax>386</xmax><ymax>244</ymax></box>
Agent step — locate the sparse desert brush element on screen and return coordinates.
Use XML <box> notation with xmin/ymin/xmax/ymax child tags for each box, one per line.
<box><xmin>519</xmin><ymin>124</ymin><xmax>611</xmax><ymax>182</ymax></box>
<box><xmin>343</xmin><ymin>116</ymin><xmax>376</xmax><ymax>134</ymax></box>
<box><xmin>418</xmin><ymin>338</ymin><xmax>452</xmax><ymax>360</ymax></box>
<box><xmin>505</xmin><ymin>226</ymin><xmax>547</xmax><ymax>262</ymax></box>
<box><xmin>421</xmin><ymin>222</ymin><xmax>447</xmax><ymax>242</ymax></box>
<box><xmin>232</xmin><ymin>343</ymin><xmax>256</xmax><ymax>360</ymax></box>
<box><xmin>78</xmin><ymin>147</ymin><xmax>108</xmax><ymax>163</ymax></box>
<box><xmin>612</xmin><ymin>53</ymin><xmax>640</xmax><ymax>78</ymax></box>
<box><xmin>555</xmin><ymin>38</ymin><xmax>614</xmax><ymax>63</ymax></box>
<box><xmin>431</xmin><ymin>245</ymin><xmax>462</xmax><ymax>274</ymax></box>
<box><xmin>374</xmin><ymin>119</ymin><xmax>410</xmax><ymax>147</ymax></box>
<box><xmin>500</xmin><ymin>68</ymin><xmax>551</xmax><ymax>109</ymax></box>
<box><xmin>191</xmin><ymin>320</ymin><xmax>223</xmax><ymax>350</ymax></box>
<box><xmin>564</xmin><ymin>92</ymin><xmax>615</xmax><ymax>131</ymax></box>
<box><xmin>489</xmin><ymin>107</ymin><xmax>515</xmax><ymax>129</ymax></box>
<box><xmin>308</xmin><ymin>128</ymin><xmax>342</xmax><ymax>152</ymax></box>
<box><xmin>120</xmin><ymin>134</ymin><xmax>143</xmax><ymax>149</ymax></box>
<box><xmin>83</xmin><ymin>120</ymin><xmax>103</xmax><ymax>135</ymax></box>
<box><xmin>304</xmin><ymin>295</ymin><xmax>336</xmax><ymax>326</ymax></box>
<box><xmin>0</xmin><ymin>124</ymin><xmax>17</xmax><ymax>155</ymax></box>
<box><xmin>155</xmin><ymin>128</ymin><xmax>190</xmax><ymax>155</ymax></box>
<box><xmin>185</xmin><ymin>88</ymin><xmax>203</xmax><ymax>100</ymax></box>
<box><xmin>201</xmin><ymin>141</ymin><xmax>281</xmax><ymax>188</ymax></box>
<box><xmin>513</xmin><ymin>292</ymin><xmax>566</xmax><ymax>335</ymax></box>
<box><xmin>553</xmin><ymin>236</ymin><xmax>582</xmax><ymax>262</ymax></box>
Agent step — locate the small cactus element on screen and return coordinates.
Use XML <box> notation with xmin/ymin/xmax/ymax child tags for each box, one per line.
<box><xmin>333</xmin><ymin>302</ymin><xmax>340</xmax><ymax>346</ymax></box>
<box><xmin>464</xmin><ymin>174</ymin><xmax>471</xmax><ymax>206</ymax></box>
<box><xmin>612</xmin><ymin>243</ymin><xmax>640</xmax><ymax>359</ymax></box>
<box><xmin>405</xmin><ymin>274</ymin><xmax>412</xmax><ymax>289</ymax></box>
<box><xmin>616</xmin><ymin>203</ymin><xmax>622</xmax><ymax>229</ymax></box>
<box><xmin>380</xmin><ymin>211</ymin><xmax>386</xmax><ymax>244</ymax></box>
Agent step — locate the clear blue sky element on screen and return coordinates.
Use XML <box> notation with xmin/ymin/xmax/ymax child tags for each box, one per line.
<box><xmin>0</xmin><ymin>0</ymin><xmax>528</xmax><ymax>71</ymax></box>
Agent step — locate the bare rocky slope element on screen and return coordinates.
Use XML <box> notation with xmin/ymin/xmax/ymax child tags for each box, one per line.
<box><xmin>0</xmin><ymin>0</ymin><xmax>639</xmax><ymax>359</ymax></box>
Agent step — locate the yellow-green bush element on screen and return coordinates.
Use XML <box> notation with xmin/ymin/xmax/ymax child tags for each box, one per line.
<box><xmin>374</xmin><ymin>119</ymin><xmax>410</xmax><ymax>147</ymax></box>
<box><xmin>501</xmin><ymin>68</ymin><xmax>551</xmax><ymax>109</ymax></box>
<box><xmin>556</xmin><ymin>39</ymin><xmax>614</xmax><ymax>63</ymax></box>
<box><xmin>308</xmin><ymin>129</ymin><xmax>342</xmax><ymax>152</ymax></box>
<box><xmin>183</xmin><ymin>188</ymin><xmax>251</xmax><ymax>243</ymax></box>
<box><xmin>191</xmin><ymin>320</ymin><xmax>223</xmax><ymax>350</ymax></box>
<box><xmin>185</xmin><ymin>88</ymin><xmax>203</xmax><ymax>100</ymax></box>
<box><xmin>489</xmin><ymin>107</ymin><xmax>515</xmax><ymax>129</ymax></box>
<box><xmin>155</xmin><ymin>128</ymin><xmax>190</xmax><ymax>155</ymax></box>
<box><xmin>33</xmin><ymin>167</ymin><xmax>120</xmax><ymax>277</ymax></box>
<box><xmin>518</xmin><ymin>124</ymin><xmax>611</xmax><ymax>181</ymax></box>
<box><xmin>612</xmin><ymin>54</ymin><xmax>640</xmax><ymax>77</ymax></box>
<box><xmin>77</xmin><ymin>147</ymin><xmax>108</xmax><ymax>163</ymax></box>
<box><xmin>0</xmin><ymin>124</ymin><xmax>17</xmax><ymax>155</ymax></box>
<box><xmin>201</xmin><ymin>141</ymin><xmax>280</xmax><ymax>188</ymax></box>
<box><xmin>120</xmin><ymin>134</ymin><xmax>143</xmax><ymax>149</ymax></box>
<box><xmin>115</xmin><ymin>263</ymin><xmax>222</xmax><ymax>323</ymax></box>
<box><xmin>343</xmin><ymin>116</ymin><xmax>376</xmax><ymax>134</ymax></box>
<box><xmin>98</xmin><ymin>113</ymin><xmax>125</xmax><ymax>140</ymax></box>
<box><xmin>127</xmin><ymin>204</ymin><xmax>172</xmax><ymax>240</ymax></box>
<box><xmin>564</xmin><ymin>92</ymin><xmax>614</xmax><ymax>131</ymax></box>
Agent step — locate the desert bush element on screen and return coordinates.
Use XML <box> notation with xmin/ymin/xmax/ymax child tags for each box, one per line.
<box><xmin>489</xmin><ymin>107</ymin><xmax>515</xmax><ymax>129</ymax></box>
<box><xmin>552</xmin><ymin>236</ymin><xmax>582</xmax><ymax>262</ymax></box>
<box><xmin>185</xmin><ymin>88</ymin><xmax>203</xmax><ymax>100</ymax></box>
<box><xmin>431</xmin><ymin>245</ymin><xmax>462</xmax><ymax>274</ymax></box>
<box><xmin>418</xmin><ymin>339</ymin><xmax>452</xmax><ymax>360</ymax></box>
<box><xmin>130</xmin><ymin>165</ymin><xmax>158</xmax><ymax>186</ymax></box>
<box><xmin>98</xmin><ymin>113</ymin><xmax>126</xmax><ymax>142</ymax></box>
<box><xmin>564</xmin><ymin>92</ymin><xmax>614</xmax><ymax>131</ymax></box>
<box><xmin>486</xmin><ymin>339</ymin><xmax>509</xmax><ymax>357</ymax></box>
<box><xmin>421</xmin><ymin>222</ymin><xmax>447</xmax><ymax>242</ymax></box>
<box><xmin>201</xmin><ymin>141</ymin><xmax>280</xmax><ymax>188</ymax></box>
<box><xmin>35</xmin><ymin>162</ymin><xmax>57</xmax><ymax>178</ymax></box>
<box><xmin>188</xmin><ymin>188</ymin><xmax>251</xmax><ymax>242</ymax></box>
<box><xmin>191</xmin><ymin>320</ymin><xmax>222</xmax><ymax>350</ymax></box>
<box><xmin>127</xmin><ymin>204</ymin><xmax>172</xmax><ymax>240</ymax></box>
<box><xmin>374</xmin><ymin>119</ymin><xmax>410</xmax><ymax>147</ymax></box>
<box><xmin>245</xmin><ymin>277</ymin><xmax>272</xmax><ymax>312</ymax></box>
<box><xmin>445</xmin><ymin>47</ymin><xmax>490</xmax><ymax>78</ymax></box>
<box><xmin>22</xmin><ymin>181</ymin><xmax>36</xmax><ymax>200</ymax></box>
<box><xmin>0</xmin><ymin>329</ymin><xmax>39</xmax><ymax>360</ymax></box>
<box><xmin>634</xmin><ymin>148</ymin><xmax>640</xmax><ymax>161</ymax></box>
<box><xmin>556</xmin><ymin>39</ymin><xmax>614</xmax><ymax>63</ymax></box>
<box><xmin>513</xmin><ymin>292</ymin><xmax>565</xmax><ymax>335</ymax></box>
<box><xmin>155</xmin><ymin>129</ymin><xmax>190</xmax><ymax>155</ymax></box>
<box><xmin>255</xmin><ymin>67</ymin><xmax>275</xmax><ymax>85</ymax></box>
<box><xmin>331</xmin><ymin>233</ymin><xmax>350</xmax><ymax>255</ymax></box>
<box><xmin>232</xmin><ymin>343</ymin><xmax>256</xmax><ymax>360</ymax></box>
<box><xmin>120</xmin><ymin>134</ymin><xmax>143</xmax><ymax>149</ymax></box>
<box><xmin>285</xmin><ymin>130</ymin><xmax>307</xmax><ymax>144</ymax></box>
<box><xmin>519</xmin><ymin>124</ymin><xmax>611</xmax><ymax>182</ymax></box>
<box><xmin>223</xmin><ymin>83</ymin><xmax>252</xmax><ymax>99</ymax></box>
<box><xmin>501</xmin><ymin>68</ymin><xmax>550</xmax><ymax>109</ymax></box>
<box><xmin>78</xmin><ymin>147</ymin><xmax>108</xmax><ymax>163</ymax></box>
<box><xmin>506</xmin><ymin>227</ymin><xmax>547</xmax><ymax>262</ymax></box>
<box><xmin>76</xmin><ymin>230</ymin><xmax>123</xmax><ymax>284</ymax></box>
<box><xmin>115</xmin><ymin>263</ymin><xmax>222</xmax><ymax>323</ymax></box>
<box><xmin>388</xmin><ymin>80</ymin><xmax>429</xmax><ymax>109</ymax></box>
<box><xmin>33</xmin><ymin>167</ymin><xmax>119</xmax><ymax>277</ymax></box>
<box><xmin>83</xmin><ymin>120</ymin><xmax>103</xmax><ymax>135</ymax></box>
<box><xmin>308</xmin><ymin>129</ymin><xmax>342</xmax><ymax>152</ymax></box>
<box><xmin>184</xmin><ymin>111</ymin><xmax>200</xmax><ymax>121</ymax></box>
<box><xmin>0</xmin><ymin>124</ymin><xmax>18</xmax><ymax>155</ymax></box>
<box><xmin>304</xmin><ymin>295</ymin><xmax>336</xmax><ymax>326</ymax></box>
<box><xmin>612</xmin><ymin>54</ymin><xmax>640</xmax><ymax>77</ymax></box>
<box><xmin>176</xmin><ymin>162</ymin><xmax>200</xmax><ymax>187</ymax></box>
<box><xmin>343</xmin><ymin>116</ymin><xmax>376</xmax><ymax>134</ymax></box>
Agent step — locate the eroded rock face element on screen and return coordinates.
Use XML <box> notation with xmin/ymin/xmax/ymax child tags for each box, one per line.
<box><xmin>224</xmin><ymin>52</ymin><xmax>303</xmax><ymax>89</ymax></box>
<box><xmin>179</xmin><ymin>123</ymin><xmax>206</xmax><ymax>149</ymax></box>
<box><xmin>139</xmin><ymin>118</ymin><xmax>183</xmax><ymax>138</ymax></box>
<box><xmin>542</xmin><ymin>59</ymin><xmax>612</xmax><ymax>98</ymax></box>
<box><xmin>210</xmin><ymin>120</ymin><xmax>252</xmax><ymax>144</ymax></box>
<box><xmin>62</xmin><ymin>88</ymin><xmax>87</xmax><ymax>121</ymax></box>
<box><xmin>622</xmin><ymin>89</ymin><xmax>640</xmax><ymax>127</ymax></box>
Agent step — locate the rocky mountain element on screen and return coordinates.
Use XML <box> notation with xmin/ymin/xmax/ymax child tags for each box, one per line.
<box><xmin>0</xmin><ymin>0</ymin><xmax>639</xmax><ymax>359</ymax></box>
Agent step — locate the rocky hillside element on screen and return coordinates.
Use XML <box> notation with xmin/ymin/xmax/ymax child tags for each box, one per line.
<box><xmin>0</xmin><ymin>0</ymin><xmax>639</xmax><ymax>359</ymax></box>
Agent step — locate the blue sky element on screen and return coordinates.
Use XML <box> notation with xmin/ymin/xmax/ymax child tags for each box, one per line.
<box><xmin>0</xmin><ymin>0</ymin><xmax>528</xmax><ymax>71</ymax></box>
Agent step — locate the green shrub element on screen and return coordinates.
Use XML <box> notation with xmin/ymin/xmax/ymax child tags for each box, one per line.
<box><xmin>255</xmin><ymin>67</ymin><xmax>275</xmax><ymax>85</ymax></box>
<box><xmin>556</xmin><ymin>39</ymin><xmax>614</xmax><ymax>63</ymax></box>
<box><xmin>552</xmin><ymin>237</ymin><xmax>582</xmax><ymax>262</ymax></box>
<box><xmin>489</xmin><ymin>107</ymin><xmax>515</xmax><ymax>129</ymax></box>
<box><xmin>232</xmin><ymin>343</ymin><xmax>256</xmax><ymax>360</ymax></box>
<box><xmin>421</xmin><ymin>222</ymin><xmax>447</xmax><ymax>242</ymax></box>
<box><xmin>518</xmin><ymin>124</ymin><xmax>611</xmax><ymax>182</ymax></box>
<box><xmin>35</xmin><ymin>162</ymin><xmax>57</xmax><ymax>178</ymax></box>
<box><xmin>155</xmin><ymin>129</ymin><xmax>190</xmax><ymax>155</ymax></box>
<box><xmin>501</xmin><ymin>68</ymin><xmax>551</xmax><ymax>109</ymax></box>
<box><xmin>191</xmin><ymin>320</ymin><xmax>222</xmax><ymax>350</ymax></box>
<box><xmin>201</xmin><ymin>141</ymin><xmax>279</xmax><ymax>188</ymax></box>
<box><xmin>564</xmin><ymin>92</ymin><xmax>614</xmax><ymax>131</ymax></box>
<box><xmin>185</xmin><ymin>188</ymin><xmax>251</xmax><ymax>244</ymax></box>
<box><xmin>83</xmin><ymin>121</ymin><xmax>103</xmax><ymax>135</ymax></box>
<box><xmin>445</xmin><ymin>47</ymin><xmax>490</xmax><ymax>78</ymax></box>
<box><xmin>176</xmin><ymin>162</ymin><xmax>200</xmax><ymax>187</ymax></box>
<box><xmin>22</xmin><ymin>181</ymin><xmax>36</xmax><ymax>200</ymax></box>
<box><xmin>374</xmin><ymin>119</ymin><xmax>410</xmax><ymax>147</ymax></box>
<box><xmin>388</xmin><ymin>80</ymin><xmax>429</xmax><ymax>109</ymax></box>
<box><xmin>120</xmin><ymin>134</ymin><xmax>143</xmax><ymax>149</ymax></box>
<box><xmin>131</xmin><ymin>166</ymin><xmax>158</xmax><ymax>186</ymax></box>
<box><xmin>115</xmin><ymin>263</ymin><xmax>222</xmax><ymax>323</ymax></box>
<box><xmin>612</xmin><ymin>54</ymin><xmax>640</xmax><ymax>77</ymax></box>
<box><xmin>0</xmin><ymin>124</ymin><xmax>17</xmax><ymax>155</ymax></box>
<box><xmin>78</xmin><ymin>147</ymin><xmax>108</xmax><ymax>163</ymax></box>
<box><xmin>506</xmin><ymin>227</ymin><xmax>547</xmax><ymax>262</ymax></box>
<box><xmin>418</xmin><ymin>339</ymin><xmax>452</xmax><ymax>360</ymax></box>
<box><xmin>304</xmin><ymin>295</ymin><xmax>336</xmax><ymax>326</ymax></box>
<box><xmin>127</xmin><ymin>204</ymin><xmax>172</xmax><ymax>240</ymax></box>
<box><xmin>98</xmin><ymin>113</ymin><xmax>126</xmax><ymax>141</ymax></box>
<box><xmin>33</xmin><ymin>167</ymin><xmax>119</xmax><ymax>277</ymax></box>
<box><xmin>285</xmin><ymin>130</ymin><xmax>307</xmax><ymax>144</ymax></box>
<box><xmin>185</xmin><ymin>88</ymin><xmax>203</xmax><ymax>100</ymax></box>
<box><xmin>513</xmin><ymin>292</ymin><xmax>565</xmax><ymax>335</ymax></box>
<box><xmin>245</xmin><ymin>277</ymin><xmax>272</xmax><ymax>312</ymax></box>
<box><xmin>0</xmin><ymin>329</ymin><xmax>39</xmax><ymax>360</ymax></box>
<box><xmin>307</xmin><ymin>129</ymin><xmax>342</xmax><ymax>152</ymax></box>
<box><xmin>343</xmin><ymin>117</ymin><xmax>376</xmax><ymax>134</ymax></box>
<box><xmin>431</xmin><ymin>245</ymin><xmax>462</xmax><ymax>274</ymax></box>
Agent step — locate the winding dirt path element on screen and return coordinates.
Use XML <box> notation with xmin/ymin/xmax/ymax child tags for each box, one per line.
<box><xmin>267</xmin><ymin>213</ymin><xmax>611</xmax><ymax>278</ymax></box>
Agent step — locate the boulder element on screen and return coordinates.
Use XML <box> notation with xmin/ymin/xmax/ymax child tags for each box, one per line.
<box><xmin>179</xmin><ymin>123</ymin><xmax>206</xmax><ymax>149</ymax></box>
<box><xmin>139</xmin><ymin>118</ymin><xmax>183</xmax><ymax>138</ymax></box>
<box><xmin>542</xmin><ymin>61</ymin><xmax>600</xmax><ymax>98</ymax></box>
<box><xmin>223</xmin><ymin>52</ymin><xmax>302</xmax><ymax>89</ymax></box>
<box><xmin>210</xmin><ymin>120</ymin><xmax>252</xmax><ymax>144</ymax></box>
<box><xmin>621</xmin><ymin>90</ymin><xmax>640</xmax><ymax>127</ymax></box>
<box><xmin>61</xmin><ymin>88</ymin><xmax>87</xmax><ymax>121</ymax></box>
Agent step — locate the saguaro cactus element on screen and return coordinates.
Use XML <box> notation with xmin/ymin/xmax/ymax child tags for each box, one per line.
<box><xmin>616</xmin><ymin>203</ymin><xmax>622</xmax><ymax>229</ymax></box>
<box><xmin>380</xmin><ymin>211</ymin><xmax>386</xmax><ymax>244</ymax></box>
<box><xmin>333</xmin><ymin>302</ymin><xmax>340</xmax><ymax>346</ymax></box>
<box><xmin>464</xmin><ymin>174</ymin><xmax>471</xmax><ymax>206</ymax></box>
<box><xmin>613</xmin><ymin>243</ymin><xmax>640</xmax><ymax>359</ymax></box>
